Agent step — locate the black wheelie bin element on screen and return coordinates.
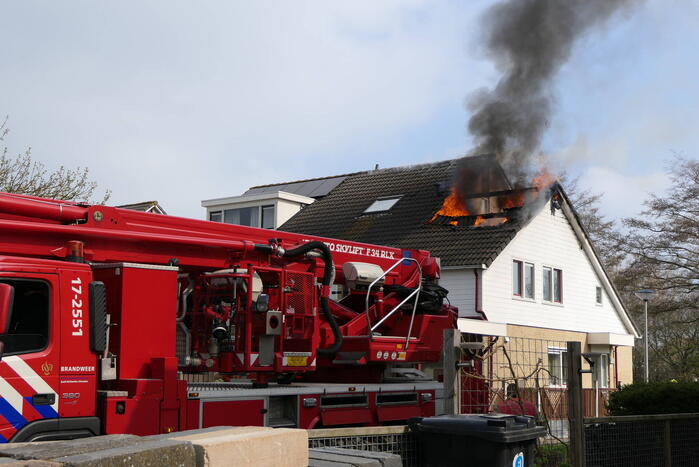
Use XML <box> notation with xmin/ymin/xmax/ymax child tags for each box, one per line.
<box><xmin>410</xmin><ymin>413</ymin><xmax>546</xmax><ymax>467</ymax></box>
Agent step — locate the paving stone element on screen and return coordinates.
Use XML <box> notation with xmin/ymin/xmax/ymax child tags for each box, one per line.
<box><xmin>0</xmin><ymin>435</ymin><xmax>140</xmax><ymax>461</ymax></box>
<box><xmin>309</xmin><ymin>450</ymin><xmax>381</xmax><ymax>467</ymax></box>
<box><xmin>313</xmin><ymin>447</ymin><xmax>402</xmax><ymax>467</ymax></box>
<box><xmin>0</xmin><ymin>461</ymin><xmax>62</xmax><ymax>466</ymax></box>
<box><xmin>308</xmin><ymin>459</ymin><xmax>354</xmax><ymax>467</ymax></box>
<box><xmin>159</xmin><ymin>426</ymin><xmax>270</xmax><ymax>442</ymax></box>
<box><xmin>54</xmin><ymin>439</ymin><xmax>195</xmax><ymax>467</ymax></box>
<box><xmin>174</xmin><ymin>427</ymin><xmax>307</xmax><ymax>467</ymax></box>
<box><xmin>146</xmin><ymin>426</ymin><xmax>243</xmax><ymax>442</ymax></box>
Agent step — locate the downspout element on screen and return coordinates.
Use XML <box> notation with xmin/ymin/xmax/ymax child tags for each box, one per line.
<box><xmin>614</xmin><ymin>345</ymin><xmax>619</xmax><ymax>388</ymax></box>
<box><xmin>474</xmin><ymin>269</ymin><xmax>487</xmax><ymax>321</ymax></box>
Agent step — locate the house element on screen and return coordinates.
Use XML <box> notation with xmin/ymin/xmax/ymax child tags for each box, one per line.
<box><xmin>117</xmin><ymin>200</ymin><xmax>167</xmax><ymax>215</ymax></box>
<box><xmin>201</xmin><ymin>155</ymin><xmax>639</xmax><ymax>403</ymax></box>
<box><xmin>200</xmin><ymin>173</ymin><xmax>360</xmax><ymax>229</ymax></box>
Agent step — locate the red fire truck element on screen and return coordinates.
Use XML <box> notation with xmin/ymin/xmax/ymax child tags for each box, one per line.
<box><xmin>0</xmin><ymin>192</ymin><xmax>456</xmax><ymax>442</ymax></box>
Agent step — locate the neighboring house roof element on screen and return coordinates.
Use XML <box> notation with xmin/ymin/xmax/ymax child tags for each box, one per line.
<box><xmin>244</xmin><ymin>172</ymin><xmax>366</xmax><ymax>199</ymax></box>
<box><xmin>279</xmin><ymin>155</ymin><xmax>523</xmax><ymax>267</ymax></box>
<box><xmin>117</xmin><ymin>201</ymin><xmax>167</xmax><ymax>215</ymax></box>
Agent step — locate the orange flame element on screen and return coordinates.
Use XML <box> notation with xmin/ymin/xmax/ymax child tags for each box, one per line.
<box><xmin>430</xmin><ymin>187</ymin><xmax>469</xmax><ymax>221</ymax></box>
<box><xmin>532</xmin><ymin>167</ymin><xmax>555</xmax><ymax>190</ymax></box>
<box><xmin>448</xmin><ymin>220</ymin><xmax>458</xmax><ymax>226</ymax></box>
<box><xmin>474</xmin><ymin>216</ymin><xmax>485</xmax><ymax>226</ymax></box>
<box><xmin>502</xmin><ymin>193</ymin><xmax>524</xmax><ymax>209</ymax></box>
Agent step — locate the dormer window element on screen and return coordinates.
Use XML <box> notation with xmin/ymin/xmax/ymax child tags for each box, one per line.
<box><xmin>363</xmin><ymin>196</ymin><xmax>402</xmax><ymax>213</ymax></box>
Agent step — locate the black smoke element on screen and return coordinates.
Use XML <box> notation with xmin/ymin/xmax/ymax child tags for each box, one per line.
<box><xmin>467</xmin><ymin>0</ymin><xmax>639</xmax><ymax>185</ymax></box>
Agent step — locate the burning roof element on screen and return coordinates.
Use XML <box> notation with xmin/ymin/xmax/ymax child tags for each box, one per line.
<box><xmin>279</xmin><ymin>155</ymin><xmax>561</xmax><ymax>267</ymax></box>
<box><xmin>429</xmin><ymin>164</ymin><xmax>556</xmax><ymax>228</ymax></box>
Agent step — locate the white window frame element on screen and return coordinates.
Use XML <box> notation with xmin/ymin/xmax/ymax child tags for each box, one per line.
<box><xmin>512</xmin><ymin>260</ymin><xmax>523</xmax><ymax>297</ymax></box>
<box><xmin>547</xmin><ymin>347</ymin><xmax>568</xmax><ymax>387</ymax></box>
<box><xmin>363</xmin><ymin>196</ymin><xmax>402</xmax><ymax>213</ymax></box>
<box><xmin>543</xmin><ymin>266</ymin><xmax>563</xmax><ymax>305</ymax></box>
<box><xmin>524</xmin><ymin>262</ymin><xmax>535</xmax><ymax>300</ymax></box>
<box><xmin>513</xmin><ymin>259</ymin><xmax>535</xmax><ymax>301</ymax></box>
<box><xmin>595</xmin><ymin>286</ymin><xmax>603</xmax><ymax>306</ymax></box>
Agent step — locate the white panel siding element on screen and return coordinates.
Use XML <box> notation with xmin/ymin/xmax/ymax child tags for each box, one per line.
<box><xmin>439</xmin><ymin>269</ymin><xmax>478</xmax><ymax>318</ymax></box>
<box><xmin>481</xmin><ymin>200</ymin><xmax>629</xmax><ymax>334</ymax></box>
<box><xmin>276</xmin><ymin>199</ymin><xmax>305</xmax><ymax>228</ymax></box>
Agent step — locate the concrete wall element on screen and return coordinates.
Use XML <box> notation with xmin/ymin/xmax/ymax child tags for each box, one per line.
<box><xmin>616</xmin><ymin>345</ymin><xmax>634</xmax><ymax>386</ymax></box>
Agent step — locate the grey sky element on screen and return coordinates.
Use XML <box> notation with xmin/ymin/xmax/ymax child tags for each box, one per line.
<box><xmin>1</xmin><ymin>1</ymin><xmax>697</xmax><ymax>222</ymax></box>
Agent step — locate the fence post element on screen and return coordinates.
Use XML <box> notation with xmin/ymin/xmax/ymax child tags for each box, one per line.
<box><xmin>443</xmin><ymin>328</ymin><xmax>460</xmax><ymax>414</ymax></box>
<box><xmin>567</xmin><ymin>341</ymin><xmax>586</xmax><ymax>467</ymax></box>
<box><xmin>663</xmin><ymin>420</ymin><xmax>672</xmax><ymax>467</ymax></box>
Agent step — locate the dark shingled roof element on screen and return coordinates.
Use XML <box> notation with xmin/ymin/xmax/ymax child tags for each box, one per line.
<box><xmin>279</xmin><ymin>155</ymin><xmax>528</xmax><ymax>267</ymax></box>
<box><xmin>244</xmin><ymin>172</ymin><xmax>366</xmax><ymax>199</ymax></box>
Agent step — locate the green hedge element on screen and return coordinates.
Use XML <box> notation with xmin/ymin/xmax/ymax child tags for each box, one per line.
<box><xmin>534</xmin><ymin>443</ymin><xmax>570</xmax><ymax>467</ymax></box>
<box><xmin>606</xmin><ymin>381</ymin><xmax>699</xmax><ymax>415</ymax></box>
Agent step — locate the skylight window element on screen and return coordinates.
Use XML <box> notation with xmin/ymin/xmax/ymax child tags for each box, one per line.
<box><xmin>364</xmin><ymin>196</ymin><xmax>402</xmax><ymax>213</ymax></box>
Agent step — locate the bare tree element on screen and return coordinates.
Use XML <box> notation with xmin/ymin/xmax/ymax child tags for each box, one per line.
<box><xmin>561</xmin><ymin>174</ymin><xmax>624</xmax><ymax>272</ymax></box>
<box><xmin>0</xmin><ymin>116</ymin><xmax>110</xmax><ymax>203</ymax></box>
<box><xmin>562</xmin><ymin>161</ymin><xmax>699</xmax><ymax>381</ymax></box>
<box><xmin>618</xmin><ymin>157</ymin><xmax>699</xmax><ymax>381</ymax></box>
<box><xmin>623</xmin><ymin>158</ymin><xmax>699</xmax><ymax>296</ymax></box>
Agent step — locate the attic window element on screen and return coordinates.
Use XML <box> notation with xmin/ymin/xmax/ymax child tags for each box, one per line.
<box><xmin>363</xmin><ymin>196</ymin><xmax>402</xmax><ymax>213</ymax></box>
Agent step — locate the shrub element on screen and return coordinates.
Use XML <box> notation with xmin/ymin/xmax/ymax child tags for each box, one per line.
<box><xmin>606</xmin><ymin>381</ymin><xmax>699</xmax><ymax>415</ymax></box>
<box><xmin>534</xmin><ymin>443</ymin><xmax>570</xmax><ymax>467</ymax></box>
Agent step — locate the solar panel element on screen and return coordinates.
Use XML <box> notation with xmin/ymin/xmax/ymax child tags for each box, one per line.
<box><xmin>244</xmin><ymin>176</ymin><xmax>347</xmax><ymax>198</ymax></box>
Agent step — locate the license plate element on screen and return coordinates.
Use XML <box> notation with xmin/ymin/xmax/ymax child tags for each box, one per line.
<box><xmin>287</xmin><ymin>356</ymin><xmax>308</xmax><ymax>367</ymax></box>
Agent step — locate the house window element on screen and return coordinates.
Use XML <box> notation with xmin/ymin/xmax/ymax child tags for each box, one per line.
<box><xmin>524</xmin><ymin>263</ymin><xmax>534</xmax><ymax>299</ymax></box>
<box><xmin>548</xmin><ymin>348</ymin><xmax>568</xmax><ymax>386</ymax></box>
<box><xmin>543</xmin><ymin>267</ymin><xmax>563</xmax><ymax>303</ymax></box>
<box><xmin>209</xmin><ymin>211</ymin><xmax>222</xmax><ymax>222</ymax></box>
<box><xmin>553</xmin><ymin>269</ymin><xmax>562</xmax><ymax>303</ymax></box>
<box><xmin>224</xmin><ymin>207</ymin><xmax>260</xmax><ymax>227</ymax></box>
<box><xmin>596</xmin><ymin>286</ymin><xmax>603</xmax><ymax>305</ymax></box>
<box><xmin>512</xmin><ymin>260</ymin><xmax>522</xmax><ymax>296</ymax></box>
<box><xmin>261</xmin><ymin>205</ymin><xmax>275</xmax><ymax>229</ymax></box>
<box><xmin>364</xmin><ymin>196</ymin><xmax>401</xmax><ymax>213</ymax></box>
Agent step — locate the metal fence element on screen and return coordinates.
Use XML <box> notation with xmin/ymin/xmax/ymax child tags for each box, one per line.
<box><xmin>459</xmin><ymin>335</ymin><xmax>571</xmax><ymax>440</ymax></box>
<box><xmin>308</xmin><ymin>426</ymin><xmax>419</xmax><ymax>467</ymax></box>
<box><xmin>583</xmin><ymin>413</ymin><xmax>699</xmax><ymax>467</ymax></box>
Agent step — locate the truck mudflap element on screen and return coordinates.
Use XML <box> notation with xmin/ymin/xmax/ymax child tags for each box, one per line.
<box><xmin>9</xmin><ymin>416</ymin><xmax>100</xmax><ymax>442</ymax></box>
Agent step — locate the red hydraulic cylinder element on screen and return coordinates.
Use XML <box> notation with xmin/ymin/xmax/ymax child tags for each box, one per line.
<box><xmin>0</xmin><ymin>193</ymin><xmax>88</xmax><ymax>222</ymax></box>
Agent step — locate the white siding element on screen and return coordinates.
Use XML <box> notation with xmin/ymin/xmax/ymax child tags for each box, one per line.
<box><xmin>439</xmin><ymin>269</ymin><xmax>478</xmax><ymax>318</ymax></box>
<box><xmin>276</xmin><ymin>199</ymin><xmax>306</xmax><ymax>228</ymax></box>
<box><xmin>481</xmin><ymin>200</ymin><xmax>629</xmax><ymax>334</ymax></box>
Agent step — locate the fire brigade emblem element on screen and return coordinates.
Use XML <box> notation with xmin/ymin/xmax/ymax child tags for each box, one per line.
<box><xmin>41</xmin><ymin>361</ymin><xmax>53</xmax><ymax>376</ymax></box>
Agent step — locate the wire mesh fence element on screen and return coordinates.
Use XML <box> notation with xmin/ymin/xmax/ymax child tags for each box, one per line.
<box><xmin>459</xmin><ymin>335</ymin><xmax>572</xmax><ymax>441</ymax></box>
<box><xmin>308</xmin><ymin>426</ymin><xmax>419</xmax><ymax>467</ymax></box>
<box><xmin>584</xmin><ymin>413</ymin><xmax>699</xmax><ymax>467</ymax></box>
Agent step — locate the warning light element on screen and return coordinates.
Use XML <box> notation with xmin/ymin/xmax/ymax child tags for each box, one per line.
<box><xmin>66</xmin><ymin>240</ymin><xmax>85</xmax><ymax>263</ymax></box>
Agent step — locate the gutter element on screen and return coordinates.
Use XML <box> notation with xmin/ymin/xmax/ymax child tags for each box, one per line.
<box><xmin>441</xmin><ymin>264</ymin><xmax>487</xmax><ymax>270</ymax></box>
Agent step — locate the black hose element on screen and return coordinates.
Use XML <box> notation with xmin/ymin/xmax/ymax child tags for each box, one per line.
<box><xmin>281</xmin><ymin>241</ymin><xmax>342</xmax><ymax>356</ymax></box>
